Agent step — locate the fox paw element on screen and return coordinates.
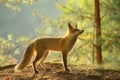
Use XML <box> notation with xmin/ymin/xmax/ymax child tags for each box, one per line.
<box><xmin>34</xmin><ymin>70</ymin><xmax>39</xmax><ymax>74</ymax></box>
<box><xmin>65</xmin><ymin>68</ymin><xmax>70</xmax><ymax>73</ymax></box>
<box><xmin>65</xmin><ymin>68</ymin><xmax>70</xmax><ymax>71</ymax></box>
<box><xmin>45</xmin><ymin>68</ymin><xmax>50</xmax><ymax>71</ymax></box>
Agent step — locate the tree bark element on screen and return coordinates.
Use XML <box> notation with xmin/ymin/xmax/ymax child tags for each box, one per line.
<box><xmin>94</xmin><ymin>0</ymin><xmax>102</xmax><ymax>64</ymax></box>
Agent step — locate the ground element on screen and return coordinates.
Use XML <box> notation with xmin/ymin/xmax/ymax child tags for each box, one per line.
<box><xmin>0</xmin><ymin>62</ymin><xmax>120</xmax><ymax>80</ymax></box>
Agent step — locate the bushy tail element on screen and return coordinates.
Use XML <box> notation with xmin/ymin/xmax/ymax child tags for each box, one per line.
<box><xmin>15</xmin><ymin>42</ymin><xmax>35</xmax><ymax>72</ymax></box>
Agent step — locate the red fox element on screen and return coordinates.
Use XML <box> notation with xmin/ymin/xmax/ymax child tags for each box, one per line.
<box><xmin>15</xmin><ymin>22</ymin><xmax>84</xmax><ymax>74</ymax></box>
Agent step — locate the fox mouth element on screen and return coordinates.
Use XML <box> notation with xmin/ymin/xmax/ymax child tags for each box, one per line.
<box><xmin>80</xmin><ymin>30</ymin><xmax>84</xmax><ymax>34</ymax></box>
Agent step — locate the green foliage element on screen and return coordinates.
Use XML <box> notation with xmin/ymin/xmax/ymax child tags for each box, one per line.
<box><xmin>0</xmin><ymin>0</ymin><xmax>39</xmax><ymax>11</ymax></box>
<box><xmin>100</xmin><ymin>0</ymin><xmax>120</xmax><ymax>64</ymax></box>
<box><xmin>0</xmin><ymin>34</ymin><xmax>31</xmax><ymax>66</ymax></box>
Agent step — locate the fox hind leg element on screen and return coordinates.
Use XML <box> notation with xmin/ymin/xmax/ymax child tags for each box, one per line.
<box><xmin>40</xmin><ymin>50</ymin><xmax>49</xmax><ymax>71</ymax></box>
<box><xmin>32</xmin><ymin>50</ymin><xmax>44</xmax><ymax>74</ymax></box>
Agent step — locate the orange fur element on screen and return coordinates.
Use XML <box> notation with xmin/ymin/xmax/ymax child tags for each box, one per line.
<box><xmin>15</xmin><ymin>22</ymin><xmax>84</xmax><ymax>74</ymax></box>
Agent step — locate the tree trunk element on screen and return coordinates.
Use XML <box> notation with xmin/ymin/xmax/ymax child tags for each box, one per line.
<box><xmin>94</xmin><ymin>0</ymin><xmax>102</xmax><ymax>64</ymax></box>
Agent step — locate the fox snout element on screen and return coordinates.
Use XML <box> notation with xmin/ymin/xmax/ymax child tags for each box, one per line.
<box><xmin>80</xmin><ymin>30</ymin><xmax>84</xmax><ymax>34</ymax></box>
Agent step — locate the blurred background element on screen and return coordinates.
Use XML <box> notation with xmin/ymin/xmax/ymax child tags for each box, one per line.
<box><xmin>0</xmin><ymin>0</ymin><xmax>62</xmax><ymax>37</ymax></box>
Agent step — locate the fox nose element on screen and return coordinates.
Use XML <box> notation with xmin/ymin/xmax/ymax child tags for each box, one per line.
<box><xmin>82</xmin><ymin>30</ymin><xmax>84</xmax><ymax>32</ymax></box>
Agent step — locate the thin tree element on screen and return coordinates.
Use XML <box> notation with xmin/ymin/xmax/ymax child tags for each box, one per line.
<box><xmin>94</xmin><ymin>0</ymin><xmax>102</xmax><ymax>64</ymax></box>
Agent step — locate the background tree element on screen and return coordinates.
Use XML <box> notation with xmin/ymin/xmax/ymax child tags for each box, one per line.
<box><xmin>94</xmin><ymin>0</ymin><xmax>102</xmax><ymax>64</ymax></box>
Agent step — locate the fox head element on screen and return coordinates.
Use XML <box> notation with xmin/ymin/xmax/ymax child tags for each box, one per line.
<box><xmin>68</xmin><ymin>22</ymin><xmax>84</xmax><ymax>36</ymax></box>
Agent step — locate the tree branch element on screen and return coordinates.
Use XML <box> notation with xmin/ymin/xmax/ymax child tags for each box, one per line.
<box><xmin>77</xmin><ymin>41</ymin><xmax>89</xmax><ymax>49</ymax></box>
<box><xmin>100</xmin><ymin>2</ymin><xmax>108</xmax><ymax>19</ymax></box>
<box><xmin>101</xmin><ymin>10</ymin><xmax>108</xmax><ymax>19</ymax></box>
<box><xmin>6</xmin><ymin>44</ymin><xmax>21</xmax><ymax>55</ymax></box>
<box><xmin>5</xmin><ymin>40</ymin><xmax>30</xmax><ymax>55</ymax></box>
<box><xmin>77</xmin><ymin>37</ymin><xmax>97</xmax><ymax>49</ymax></box>
<box><xmin>56</xmin><ymin>0</ymin><xmax>76</xmax><ymax>13</ymax></box>
<box><xmin>56</xmin><ymin>0</ymin><xmax>93</xmax><ymax>20</ymax></box>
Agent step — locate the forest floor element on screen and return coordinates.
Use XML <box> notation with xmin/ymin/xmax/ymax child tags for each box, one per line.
<box><xmin>0</xmin><ymin>62</ymin><xmax>120</xmax><ymax>80</ymax></box>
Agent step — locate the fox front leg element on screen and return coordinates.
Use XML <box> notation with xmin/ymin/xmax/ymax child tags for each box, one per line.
<box><xmin>62</xmin><ymin>52</ymin><xmax>70</xmax><ymax>71</ymax></box>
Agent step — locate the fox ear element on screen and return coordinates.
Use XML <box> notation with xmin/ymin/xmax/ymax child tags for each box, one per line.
<box><xmin>68</xmin><ymin>22</ymin><xmax>73</xmax><ymax>30</ymax></box>
<box><xmin>75</xmin><ymin>23</ymin><xmax>78</xmax><ymax>28</ymax></box>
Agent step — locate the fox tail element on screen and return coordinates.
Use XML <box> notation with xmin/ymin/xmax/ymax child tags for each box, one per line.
<box><xmin>15</xmin><ymin>43</ymin><xmax>34</xmax><ymax>72</ymax></box>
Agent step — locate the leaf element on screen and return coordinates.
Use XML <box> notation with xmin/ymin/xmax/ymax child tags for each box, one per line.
<box><xmin>33</xmin><ymin>9</ymin><xmax>39</xmax><ymax>17</ymax></box>
<box><xmin>7</xmin><ymin>34</ymin><xmax>13</xmax><ymax>41</ymax></box>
